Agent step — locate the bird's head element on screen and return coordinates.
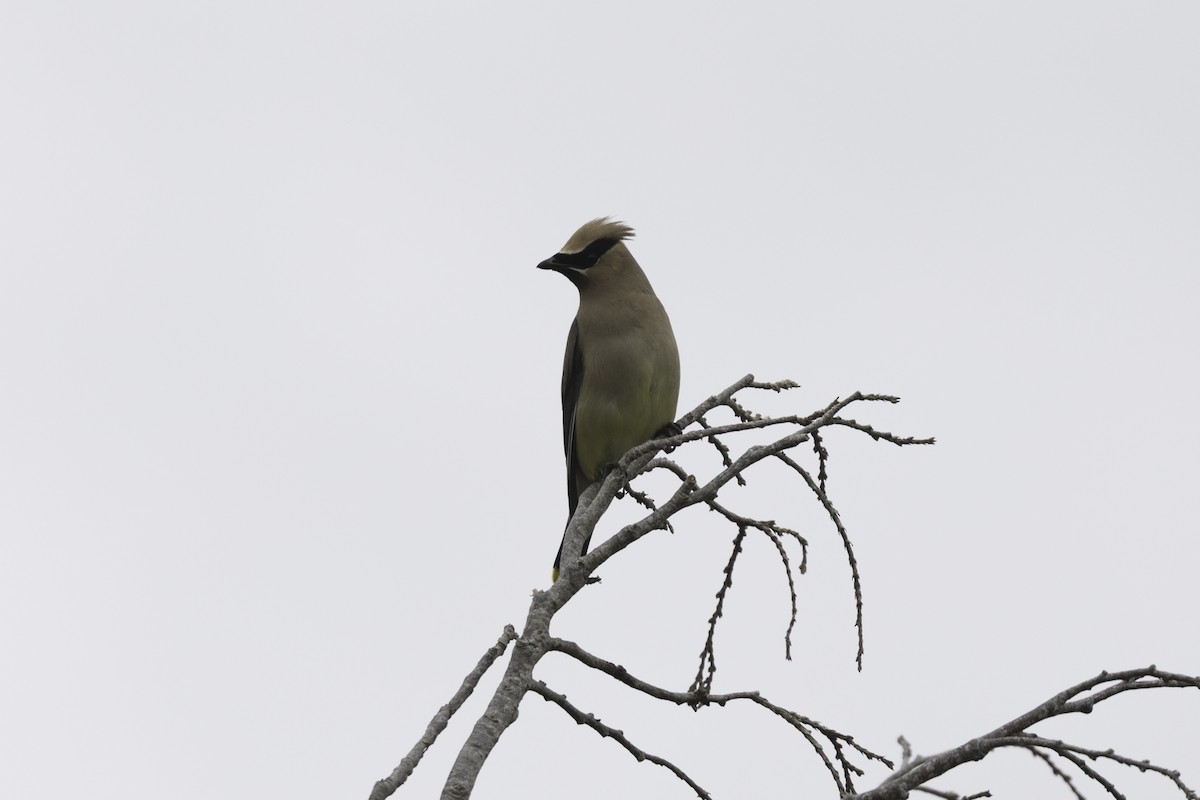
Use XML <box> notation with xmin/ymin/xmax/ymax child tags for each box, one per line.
<box><xmin>536</xmin><ymin>217</ymin><xmax>637</xmax><ymax>290</ymax></box>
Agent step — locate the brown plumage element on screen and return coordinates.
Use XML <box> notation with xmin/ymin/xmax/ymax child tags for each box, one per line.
<box><xmin>538</xmin><ymin>218</ymin><xmax>681</xmax><ymax>580</ymax></box>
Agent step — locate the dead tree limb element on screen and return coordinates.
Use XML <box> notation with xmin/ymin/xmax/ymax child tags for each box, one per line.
<box><xmin>371</xmin><ymin>374</ymin><xmax>933</xmax><ymax>799</ymax></box>
<box><xmin>852</xmin><ymin>667</ymin><xmax>1200</xmax><ymax>800</ymax></box>
<box><xmin>370</xmin><ymin>626</ymin><xmax>518</xmax><ymax>800</ymax></box>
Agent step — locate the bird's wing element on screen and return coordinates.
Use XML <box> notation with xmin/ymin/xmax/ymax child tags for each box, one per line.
<box><xmin>561</xmin><ymin>317</ymin><xmax>585</xmax><ymax>512</ymax></box>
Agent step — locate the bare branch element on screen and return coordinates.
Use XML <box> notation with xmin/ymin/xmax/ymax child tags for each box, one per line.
<box><xmin>1028</xmin><ymin>747</ymin><xmax>1089</xmax><ymax>800</ymax></box>
<box><xmin>705</xmin><ymin>498</ymin><xmax>805</xmax><ymax>660</ymax></box>
<box><xmin>679</xmin><ymin>375</ymin><xmax>800</xmax><ymax>431</ymax></box>
<box><xmin>1056</xmin><ymin>749</ymin><xmax>1125</xmax><ymax>800</ymax></box>
<box><xmin>913</xmin><ymin>790</ymin><xmax>992</xmax><ymax>800</ymax></box>
<box><xmin>374</xmin><ymin>374</ymin><xmax>1197</xmax><ymax>800</ymax></box>
<box><xmin>991</xmin><ymin>734</ymin><xmax>1197</xmax><ymax>800</ymax></box>
<box><xmin>830</xmin><ymin>415</ymin><xmax>938</xmax><ymax>447</ymax></box>
<box><xmin>854</xmin><ymin>667</ymin><xmax>1200</xmax><ymax>800</ymax></box>
<box><xmin>437</xmin><ymin>596</ymin><xmax>568</xmax><ymax>800</ymax></box>
<box><xmin>665</xmin><ymin>394</ymin><xmax>933</xmax><ymax>453</ymax></box>
<box><xmin>582</xmin><ymin>397</ymin><xmax>848</xmax><ymax>581</ymax></box>
<box><xmin>375</xmin><ymin>376</ymin><xmax>934</xmax><ymax>800</ymax></box>
<box><xmin>546</xmin><ymin>637</ymin><xmax>892</xmax><ymax>795</ymax></box>
<box><xmin>898</xmin><ymin>739</ymin><xmax>992</xmax><ymax>800</ymax></box>
<box><xmin>529</xmin><ymin>681</ymin><xmax>711</xmax><ymax>799</ymax></box>
<box><xmin>369</xmin><ymin>626</ymin><xmax>517</xmax><ymax>800</ymax></box>
<box><xmin>696</xmin><ymin>414</ymin><xmax>746</xmax><ymax>487</ymax></box>
<box><xmin>689</xmin><ymin>525</ymin><xmax>747</xmax><ymax>697</ymax></box>
<box><xmin>775</xmin><ymin>451</ymin><xmax>865</xmax><ymax>671</ymax></box>
<box><xmin>812</xmin><ymin>429</ymin><xmax>829</xmax><ymax>492</ymax></box>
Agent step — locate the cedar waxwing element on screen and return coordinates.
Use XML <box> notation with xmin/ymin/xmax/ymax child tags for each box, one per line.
<box><xmin>538</xmin><ymin>218</ymin><xmax>681</xmax><ymax>581</ymax></box>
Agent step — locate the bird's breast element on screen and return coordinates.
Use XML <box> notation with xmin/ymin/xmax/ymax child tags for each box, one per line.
<box><xmin>572</xmin><ymin>305</ymin><xmax>679</xmax><ymax>480</ymax></box>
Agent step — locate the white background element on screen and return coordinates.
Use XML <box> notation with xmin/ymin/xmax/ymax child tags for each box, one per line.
<box><xmin>2</xmin><ymin>2</ymin><xmax>1198</xmax><ymax>798</ymax></box>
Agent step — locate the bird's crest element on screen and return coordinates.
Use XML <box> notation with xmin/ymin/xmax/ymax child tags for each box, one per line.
<box><xmin>561</xmin><ymin>217</ymin><xmax>635</xmax><ymax>255</ymax></box>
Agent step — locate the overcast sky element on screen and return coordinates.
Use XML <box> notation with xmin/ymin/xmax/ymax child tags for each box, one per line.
<box><xmin>2</xmin><ymin>2</ymin><xmax>1198</xmax><ymax>798</ymax></box>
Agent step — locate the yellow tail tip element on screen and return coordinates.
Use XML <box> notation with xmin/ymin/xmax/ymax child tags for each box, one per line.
<box><xmin>551</xmin><ymin>567</ymin><xmax>560</xmax><ymax>583</ymax></box>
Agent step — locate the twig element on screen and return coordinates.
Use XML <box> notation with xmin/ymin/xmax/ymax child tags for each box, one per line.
<box><xmin>547</xmin><ymin>637</ymin><xmax>892</xmax><ymax>795</ymax></box>
<box><xmin>992</xmin><ymin>734</ymin><xmax>1197</xmax><ymax>800</ymax></box>
<box><xmin>776</xmin><ymin>452</ymin><xmax>865</xmax><ymax>671</ymax></box>
<box><xmin>705</xmin><ymin>499</ymin><xmax>805</xmax><ymax>659</ymax></box>
<box><xmin>689</xmin><ymin>526</ymin><xmax>747</xmax><ymax>697</ymax></box>
<box><xmin>530</xmin><ymin>681</ymin><xmax>711</xmax><ymax>799</ymax></box>
<box><xmin>812</xmin><ymin>429</ymin><xmax>829</xmax><ymax>492</ymax></box>
<box><xmin>1028</xmin><ymin>747</ymin><xmax>1089</xmax><ymax>800</ymax></box>
<box><xmin>913</xmin><ymin>790</ymin><xmax>991</xmax><ymax>800</ymax></box>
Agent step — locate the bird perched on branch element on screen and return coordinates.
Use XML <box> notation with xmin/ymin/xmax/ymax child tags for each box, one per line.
<box><xmin>538</xmin><ymin>218</ymin><xmax>681</xmax><ymax>581</ymax></box>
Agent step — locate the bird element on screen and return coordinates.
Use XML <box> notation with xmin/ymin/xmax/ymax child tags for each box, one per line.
<box><xmin>538</xmin><ymin>218</ymin><xmax>681</xmax><ymax>581</ymax></box>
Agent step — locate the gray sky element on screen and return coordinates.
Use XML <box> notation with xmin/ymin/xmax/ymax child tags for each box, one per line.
<box><xmin>2</xmin><ymin>2</ymin><xmax>1198</xmax><ymax>798</ymax></box>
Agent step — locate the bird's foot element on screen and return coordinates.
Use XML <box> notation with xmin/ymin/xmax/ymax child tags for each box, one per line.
<box><xmin>655</xmin><ymin>421</ymin><xmax>684</xmax><ymax>453</ymax></box>
<box><xmin>608</xmin><ymin>461</ymin><xmax>629</xmax><ymax>498</ymax></box>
